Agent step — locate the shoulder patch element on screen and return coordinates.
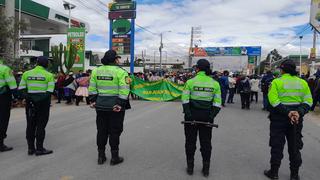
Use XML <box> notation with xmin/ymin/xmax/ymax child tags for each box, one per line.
<box><xmin>125</xmin><ymin>76</ymin><xmax>132</xmax><ymax>84</ymax></box>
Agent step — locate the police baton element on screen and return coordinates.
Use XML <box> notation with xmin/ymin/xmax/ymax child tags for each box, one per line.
<box><xmin>181</xmin><ymin>121</ymin><xmax>219</xmax><ymax>128</ymax></box>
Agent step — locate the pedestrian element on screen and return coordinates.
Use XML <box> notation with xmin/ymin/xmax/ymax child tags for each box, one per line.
<box><xmin>18</xmin><ymin>56</ymin><xmax>55</xmax><ymax>156</ymax></box>
<box><xmin>63</xmin><ymin>72</ymin><xmax>76</xmax><ymax>105</ymax></box>
<box><xmin>264</xmin><ymin>60</ymin><xmax>313</xmax><ymax>180</ymax></box>
<box><xmin>250</xmin><ymin>75</ymin><xmax>260</xmax><ymax>103</ymax></box>
<box><xmin>219</xmin><ymin>70</ymin><xmax>229</xmax><ymax>107</ymax></box>
<box><xmin>55</xmin><ymin>72</ymin><xmax>65</xmax><ymax>104</ymax></box>
<box><xmin>75</xmin><ymin>72</ymin><xmax>90</xmax><ymax>106</ymax></box>
<box><xmin>227</xmin><ymin>74</ymin><xmax>236</xmax><ymax>104</ymax></box>
<box><xmin>181</xmin><ymin>59</ymin><xmax>221</xmax><ymax>177</ymax></box>
<box><xmin>261</xmin><ymin>71</ymin><xmax>274</xmax><ymax>110</ymax></box>
<box><xmin>238</xmin><ymin>75</ymin><xmax>251</xmax><ymax>109</ymax></box>
<box><xmin>311</xmin><ymin>74</ymin><xmax>320</xmax><ymax>111</ymax></box>
<box><xmin>0</xmin><ymin>57</ymin><xmax>17</xmax><ymax>152</ymax></box>
<box><xmin>89</xmin><ymin>50</ymin><xmax>130</xmax><ymax>166</ymax></box>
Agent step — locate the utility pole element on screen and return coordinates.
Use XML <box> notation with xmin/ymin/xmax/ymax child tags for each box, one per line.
<box><xmin>299</xmin><ymin>36</ymin><xmax>303</xmax><ymax>76</ymax></box>
<box><xmin>153</xmin><ymin>51</ymin><xmax>156</xmax><ymax>71</ymax></box>
<box><xmin>312</xmin><ymin>30</ymin><xmax>317</xmax><ymax>75</ymax></box>
<box><xmin>159</xmin><ymin>33</ymin><xmax>163</xmax><ymax>73</ymax></box>
<box><xmin>5</xmin><ymin>0</ymin><xmax>15</xmax><ymax>60</ymax></box>
<box><xmin>188</xmin><ymin>27</ymin><xmax>194</xmax><ymax>68</ymax></box>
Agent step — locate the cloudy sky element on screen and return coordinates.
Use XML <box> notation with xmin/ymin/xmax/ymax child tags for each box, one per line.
<box><xmin>33</xmin><ymin>0</ymin><xmax>314</xmax><ymax>60</ymax></box>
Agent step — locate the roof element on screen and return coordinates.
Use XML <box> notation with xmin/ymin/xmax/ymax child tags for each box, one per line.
<box><xmin>0</xmin><ymin>0</ymin><xmax>90</xmax><ymax>35</ymax></box>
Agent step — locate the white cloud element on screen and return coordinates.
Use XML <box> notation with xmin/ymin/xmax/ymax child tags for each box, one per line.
<box><xmin>32</xmin><ymin>0</ymin><xmax>313</xmax><ymax>61</ymax></box>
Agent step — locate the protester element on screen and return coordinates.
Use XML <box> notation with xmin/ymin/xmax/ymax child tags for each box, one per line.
<box><xmin>219</xmin><ymin>70</ymin><xmax>229</xmax><ymax>107</ymax></box>
<box><xmin>63</xmin><ymin>72</ymin><xmax>76</xmax><ymax>105</ymax></box>
<box><xmin>311</xmin><ymin>74</ymin><xmax>320</xmax><ymax>111</ymax></box>
<box><xmin>238</xmin><ymin>75</ymin><xmax>251</xmax><ymax>109</ymax></box>
<box><xmin>55</xmin><ymin>72</ymin><xmax>65</xmax><ymax>104</ymax></box>
<box><xmin>261</xmin><ymin>71</ymin><xmax>274</xmax><ymax>110</ymax></box>
<box><xmin>75</xmin><ymin>72</ymin><xmax>90</xmax><ymax>106</ymax></box>
<box><xmin>250</xmin><ymin>75</ymin><xmax>260</xmax><ymax>103</ymax></box>
<box><xmin>227</xmin><ymin>74</ymin><xmax>236</xmax><ymax>104</ymax></box>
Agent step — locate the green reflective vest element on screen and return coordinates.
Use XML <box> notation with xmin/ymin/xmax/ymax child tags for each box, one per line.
<box><xmin>18</xmin><ymin>66</ymin><xmax>55</xmax><ymax>94</ymax></box>
<box><xmin>0</xmin><ymin>64</ymin><xmax>17</xmax><ymax>94</ymax></box>
<box><xmin>268</xmin><ymin>73</ymin><xmax>313</xmax><ymax>107</ymax></box>
<box><xmin>89</xmin><ymin>65</ymin><xmax>130</xmax><ymax>110</ymax></box>
<box><xmin>181</xmin><ymin>71</ymin><xmax>222</xmax><ymax>109</ymax></box>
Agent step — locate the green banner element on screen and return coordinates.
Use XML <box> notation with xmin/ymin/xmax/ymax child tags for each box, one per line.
<box><xmin>67</xmin><ymin>28</ymin><xmax>85</xmax><ymax>72</ymax></box>
<box><xmin>131</xmin><ymin>76</ymin><xmax>184</xmax><ymax>102</ymax></box>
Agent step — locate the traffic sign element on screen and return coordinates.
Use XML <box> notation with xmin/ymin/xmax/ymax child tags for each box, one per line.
<box><xmin>108</xmin><ymin>10</ymin><xmax>136</xmax><ymax>20</ymax></box>
<box><xmin>109</xmin><ymin>1</ymin><xmax>136</xmax><ymax>11</ymax></box>
<box><xmin>113</xmin><ymin>34</ymin><xmax>130</xmax><ymax>38</ymax></box>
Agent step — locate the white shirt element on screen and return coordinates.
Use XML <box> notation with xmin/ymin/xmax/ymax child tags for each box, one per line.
<box><xmin>250</xmin><ymin>79</ymin><xmax>260</xmax><ymax>92</ymax></box>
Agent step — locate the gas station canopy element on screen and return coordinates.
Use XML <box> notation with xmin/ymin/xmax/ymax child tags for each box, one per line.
<box><xmin>0</xmin><ymin>0</ymin><xmax>89</xmax><ymax>35</ymax></box>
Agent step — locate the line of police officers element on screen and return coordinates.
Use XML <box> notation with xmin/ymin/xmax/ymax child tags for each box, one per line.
<box><xmin>0</xmin><ymin>52</ymin><xmax>313</xmax><ymax>179</ymax></box>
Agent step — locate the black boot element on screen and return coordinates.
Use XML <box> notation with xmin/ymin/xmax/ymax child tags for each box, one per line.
<box><xmin>28</xmin><ymin>141</ymin><xmax>35</xmax><ymax>155</ymax></box>
<box><xmin>35</xmin><ymin>148</ymin><xmax>53</xmax><ymax>156</ymax></box>
<box><xmin>110</xmin><ymin>150</ymin><xmax>124</xmax><ymax>166</ymax></box>
<box><xmin>0</xmin><ymin>140</ymin><xmax>13</xmax><ymax>152</ymax></box>
<box><xmin>290</xmin><ymin>169</ymin><xmax>300</xmax><ymax>180</ymax></box>
<box><xmin>202</xmin><ymin>161</ymin><xmax>210</xmax><ymax>177</ymax></box>
<box><xmin>264</xmin><ymin>166</ymin><xmax>279</xmax><ymax>180</ymax></box>
<box><xmin>186</xmin><ymin>160</ymin><xmax>194</xmax><ymax>175</ymax></box>
<box><xmin>98</xmin><ymin>150</ymin><xmax>107</xmax><ymax>165</ymax></box>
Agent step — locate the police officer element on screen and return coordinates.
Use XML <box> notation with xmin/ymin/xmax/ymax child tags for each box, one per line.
<box><xmin>181</xmin><ymin>59</ymin><xmax>222</xmax><ymax>177</ymax></box>
<box><xmin>89</xmin><ymin>50</ymin><xmax>130</xmax><ymax>166</ymax></box>
<box><xmin>264</xmin><ymin>60</ymin><xmax>313</xmax><ymax>180</ymax></box>
<box><xmin>0</xmin><ymin>57</ymin><xmax>17</xmax><ymax>152</ymax></box>
<box><xmin>18</xmin><ymin>56</ymin><xmax>55</xmax><ymax>156</ymax></box>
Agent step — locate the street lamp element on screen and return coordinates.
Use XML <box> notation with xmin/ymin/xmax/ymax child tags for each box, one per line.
<box><xmin>299</xmin><ymin>36</ymin><xmax>303</xmax><ymax>76</ymax></box>
<box><xmin>63</xmin><ymin>1</ymin><xmax>76</xmax><ymax>28</ymax></box>
<box><xmin>18</xmin><ymin>0</ymin><xmax>21</xmax><ymax>58</ymax></box>
<box><xmin>159</xmin><ymin>31</ymin><xmax>171</xmax><ymax>74</ymax></box>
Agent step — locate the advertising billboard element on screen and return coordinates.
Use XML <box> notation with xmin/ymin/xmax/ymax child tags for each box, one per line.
<box><xmin>310</xmin><ymin>0</ymin><xmax>320</xmax><ymax>32</ymax></box>
<box><xmin>67</xmin><ymin>28</ymin><xmax>86</xmax><ymax>72</ymax></box>
<box><xmin>193</xmin><ymin>46</ymin><xmax>261</xmax><ymax>57</ymax></box>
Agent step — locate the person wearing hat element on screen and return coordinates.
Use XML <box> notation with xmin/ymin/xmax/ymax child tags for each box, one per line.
<box><xmin>0</xmin><ymin>57</ymin><xmax>17</xmax><ymax>152</ymax></box>
<box><xmin>181</xmin><ymin>59</ymin><xmax>221</xmax><ymax>177</ymax></box>
<box><xmin>18</xmin><ymin>56</ymin><xmax>55</xmax><ymax>156</ymax></box>
<box><xmin>264</xmin><ymin>59</ymin><xmax>313</xmax><ymax>180</ymax></box>
<box><xmin>88</xmin><ymin>50</ymin><xmax>130</xmax><ymax>166</ymax></box>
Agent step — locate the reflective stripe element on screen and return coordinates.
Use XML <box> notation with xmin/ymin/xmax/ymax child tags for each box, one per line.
<box><xmin>213</xmin><ymin>103</ymin><xmax>221</xmax><ymax>108</ymax></box>
<box><xmin>28</xmin><ymin>83</ymin><xmax>48</xmax><ymax>88</ymax></box>
<box><xmin>89</xmin><ymin>91</ymin><xmax>98</xmax><ymax>95</ymax></box>
<box><xmin>18</xmin><ymin>86</ymin><xmax>26</xmax><ymax>90</ymax></box>
<box><xmin>214</xmin><ymin>94</ymin><xmax>221</xmax><ymax>99</ymax></box>
<box><xmin>5</xmin><ymin>77</ymin><xmax>16</xmax><ymax>82</ymax></box>
<box><xmin>279</xmin><ymin>92</ymin><xmax>305</xmax><ymax>97</ymax></box>
<box><xmin>119</xmin><ymin>95</ymin><xmax>128</xmax><ymax>100</ymax></box>
<box><xmin>119</xmin><ymin>85</ymin><xmax>130</xmax><ymax>90</ymax></box>
<box><xmin>0</xmin><ymin>79</ymin><xmax>5</xmax><ymax>83</ymax></box>
<box><xmin>183</xmin><ymin>90</ymin><xmax>190</xmax><ymax>95</ymax></box>
<box><xmin>304</xmin><ymin>95</ymin><xmax>312</xmax><ymax>99</ymax></box>
<box><xmin>89</xmin><ymin>82</ymin><xmax>96</xmax><ymax>87</ymax></box>
<box><xmin>98</xmin><ymin>85</ymin><xmax>130</xmax><ymax>90</ymax></box>
<box><xmin>98</xmin><ymin>86</ymin><xmax>118</xmax><ymax>90</ymax></box>
<box><xmin>282</xmin><ymin>102</ymin><xmax>301</xmax><ymax>105</ymax></box>
<box><xmin>28</xmin><ymin>90</ymin><xmax>47</xmax><ymax>93</ymax></box>
<box><xmin>182</xmin><ymin>100</ymin><xmax>190</xmax><ymax>104</ymax></box>
<box><xmin>98</xmin><ymin>94</ymin><xmax>118</xmax><ymax>97</ymax></box>
<box><xmin>271</xmin><ymin>101</ymin><xmax>281</xmax><ymax>107</ymax></box>
<box><xmin>48</xmin><ymin>82</ymin><xmax>55</xmax><ymax>86</ymax></box>
<box><xmin>191</xmin><ymin>91</ymin><xmax>212</xmax><ymax>97</ymax></box>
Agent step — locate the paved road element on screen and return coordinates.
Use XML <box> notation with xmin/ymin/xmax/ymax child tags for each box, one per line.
<box><xmin>1</xmin><ymin>97</ymin><xmax>320</xmax><ymax>180</ymax></box>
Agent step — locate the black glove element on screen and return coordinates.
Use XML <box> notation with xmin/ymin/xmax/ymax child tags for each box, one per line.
<box><xmin>183</xmin><ymin>103</ymin><xmax>192</xmax><ymax>121</ymax></box>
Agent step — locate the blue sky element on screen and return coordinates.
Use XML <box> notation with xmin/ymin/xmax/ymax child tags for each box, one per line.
<box><xmin>35</xmin><ymin>0</ymin><xmax>314</xmax><ymax>59</ymax></box>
